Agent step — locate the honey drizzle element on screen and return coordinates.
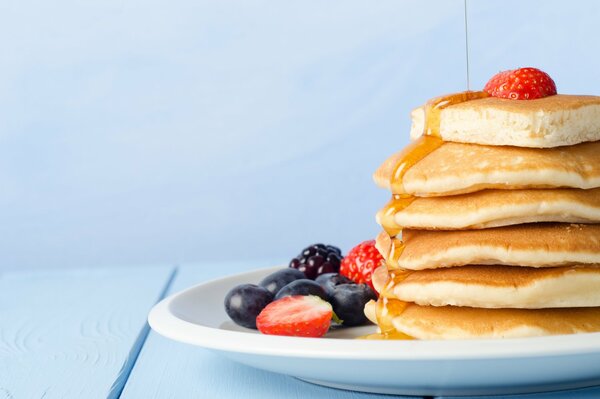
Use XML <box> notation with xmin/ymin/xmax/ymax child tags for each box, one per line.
<box><xmin>390</xmin><ymin>136</ymin><xmax>444</xmax><ymax>194</ymax></box>
<box><xmin>379</xmin><ymin>195</ymin><xmax>415</xmax><ymax>237</ymax></box>
<box><xmin>369</xmin><ymin>270</ymin><xmax>415</xmax><ymax>340</ymax></box>
<box><xmin>390</xmin><ymin>90</ymin><xmax>488</xmax><ymax>194</ymax></box>
<box><xmin>360</xmin><ymin>331</ymin><xmax>414</xmax><ymax>340</ymax></box>
<box><xmin>386</xmin><ymin>238</ymin><xmax>404</xmax><ymax>270</ymax></box>
<box><xmin>376</xmin><ymin>297</ymin><xmax>409</xmax><ymax>334</ymax></box>
<box><xmin>379</xmin><ymin>269</ymin><xmax>412</xmax><ymax>299</ymax></box>
<box><xmin>373</xmin><ymin>91</ymin><xmax>488</xmax><ymax>340</ymax></box>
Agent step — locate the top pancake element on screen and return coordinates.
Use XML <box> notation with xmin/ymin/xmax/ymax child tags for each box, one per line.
<box><xmin>374</xmin><ymin>140</ymin><xmax>600</xmax><ymax>196</ymax></box>
<box><xmin>410</xmin><ymin>94</ymin><xmax>600</xmax><ymax>148</ymax></box>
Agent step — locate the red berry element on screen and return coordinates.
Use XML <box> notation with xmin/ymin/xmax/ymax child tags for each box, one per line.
<box><xmin>339</xmin><ymin>240</ymin><xmax>384</xmax><ymax>292</ymax></box>
<box><xmin>484</xmin><ymin>67</ymin><xmax>557</xmax><ymax>100</ymax></box>
<box><xmin>256</xmin><ymin>295</ymin><xmax>332</xmax><ymax>338</ymax></box>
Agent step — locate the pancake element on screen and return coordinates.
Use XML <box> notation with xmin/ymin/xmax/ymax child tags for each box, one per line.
<box><xmin>371</xmin><ymin>265</ymin><xmax>389</xmax><ymax>294</ymax></box>
<box><xmin>377</xmin><ymin>223</ymin><xmax>600</xmax><ymax>270</ymax></box>
<box><xmin>363</xmin><ymin>299</ymin><xmax>600</xmax><ymax>339</ymax></box>
<box><xmin>390</xmin><ymin>265</ymin><xmax>600</xmax><ymax>308</ymax></box>
<box><xmin>375</xmin><ymin>230</ymin><xmax>393</xmax><ymax>259</ymax></box>
<box><xmin>410</xmin><ymin>94</ymin><xmax>600</xmax><ymax>148</ymax></box>
<box><xmin>377</xmin><ymin>188</ymin><xmax>600</xmax><ymax>230</ymax></box>
<box><xmin>364</xmin><ymin>299</ymin><xmax>378</xmax><ymax>325</ymax></box>
<box><xmin>393</xmin><ymin>303</ymin><xmax>600</xmax><ymax>339</ymax></box>
<box><xmin>374</xmin><ymin>140</ymin><xmax>600</xmax><ymax>196</ymax></box>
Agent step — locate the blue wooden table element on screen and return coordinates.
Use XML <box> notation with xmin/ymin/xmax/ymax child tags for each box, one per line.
<box><xmin>3</xmin><ymin>261</ymin><xmax>600</xmax><ymax>399</ymax></box>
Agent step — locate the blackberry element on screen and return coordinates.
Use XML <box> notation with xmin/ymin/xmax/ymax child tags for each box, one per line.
<box><xmin>289</xmin><ymin>243</ymin><xmax>343</xmax><ymax>279</ymax></box>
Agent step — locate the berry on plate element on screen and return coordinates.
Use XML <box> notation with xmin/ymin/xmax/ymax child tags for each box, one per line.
<box><xmin>339</xmin><ymin>240</ymin><xmax>384</xmax><ymax>291</ymax></box>
<box><xmin>289</xmin><ymin>243</ymin><xmax>343</xmax><ymax>279</ymax></box>
<box><xmin>329</xmin><ymin>283</ymin><xmax>377</xmax><ymax>326</ymax></box>
<box><xmin>484</xmin><ymin>67</ymin><xmax>557</xmax><ymax>100</ymax></box>
<box><xmin>274</xmin><ymin>279</ymin><xmax>328</xmax><ymax>301</ymax></box>
<box><xmin>259</xmin><ymin>268</ymin><xmax>306</xmax><ymax>296</ymax></box>
<box><xmin>315</xmin><ymin>272</ymin><xmax>354</xmax><ymax>300</ymax></box>
<box><xmin>256</xmin><ymin>295</ymin><xmax>333</xmax><ymax>337</ymax></box>
<box><xmin>224</xmin><ymin>284</ymin><xmax>274</xmax><ymax>329</ymax></box>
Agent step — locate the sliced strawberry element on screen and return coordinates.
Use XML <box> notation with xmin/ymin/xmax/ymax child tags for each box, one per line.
<box><xmin>484</xmin><ymin>67</ymin><xmax>557</xmax><ymax>100</ymax></box>
<box><xmin>256</xmin><ymin>295</ymin><xmax>333</xmax><ymax>338</ymax></box>
<box><xmin>339</xmin><ymin>240</ymin><xmax>384</xmax><ymax>292</ymax></box>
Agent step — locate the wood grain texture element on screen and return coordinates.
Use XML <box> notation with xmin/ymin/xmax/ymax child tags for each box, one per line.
<box><xmin>439</xmin><ymin>386</ymin><xmax>600</xmax><ymax>399</ymax></box>
<box><xmin>0</xmin><ymin>265</ymin><xmax>174</xmax><ymax>399</ymax></box>
<box><xmin>121</xmin><ymin>261</ymin><xmax>419</xmax><ymax>399</ymax></box>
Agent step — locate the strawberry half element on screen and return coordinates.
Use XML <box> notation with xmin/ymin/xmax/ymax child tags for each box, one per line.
<box><xmin>256</xmin><ymin>295</ymin><xmax>333</xmax><ymax>338</ymax></box>
<box><xmin>339</xmin><ymin>240</ymin><xmax>384</xmax><ymax>292</ymax></box>
<box><xmin>484</xmin><ymin>67</ymin><xmax>557</xmax><ymax>100</ymax></box>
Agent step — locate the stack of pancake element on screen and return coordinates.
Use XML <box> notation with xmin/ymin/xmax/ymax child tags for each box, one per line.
<box><xmin>364</xmin><ymin>94</ymin><xmax>600</xmax><ymax>339</ymax></box>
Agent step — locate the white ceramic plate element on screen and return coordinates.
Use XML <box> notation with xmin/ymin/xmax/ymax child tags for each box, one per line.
<box><xmin>149</xmin><ymin>266</ymin><xmax>600</xmax><ymax>396</ymax></box>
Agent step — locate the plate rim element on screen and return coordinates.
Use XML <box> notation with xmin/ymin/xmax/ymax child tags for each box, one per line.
<box><xmin>148</xmin><ymin>265</ymin><xmax>600</xmax><ymax>360</ymax></box>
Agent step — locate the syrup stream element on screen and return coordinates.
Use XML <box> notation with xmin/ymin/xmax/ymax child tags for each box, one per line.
<box><xmin>464</xmin><ymin>0</ymin><xmax>471</xmax><ymax>91</ymax></box>
<box><xmin>370</xmin><ymin>1</ymin><xmax>482</xmax><ymax>338</ymax></box>
<box><xmin>372</xmin><ymin>91</ymin><xmax>488</xmax><ymax>339</ymax></box>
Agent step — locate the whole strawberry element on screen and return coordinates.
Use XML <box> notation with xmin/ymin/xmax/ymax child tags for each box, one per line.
<box><xmin>484</xmin><ymin>67</ymin><xmax>557</xmax><ymax>100</ymax></box>
<box><xmin>339</xmin><ymin>240</ymin><xmax>384</xmax><ymax>292</ymax></box>
<box><xmin>256</xmin><ymin>295</ymin><xmax>333</xmax><ymax>337</ymax></box>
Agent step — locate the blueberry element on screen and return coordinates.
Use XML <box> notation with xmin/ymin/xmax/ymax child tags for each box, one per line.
<box><xmin>258</xmin><ymin>268</ymin><xmax>306</xmax><ymax>295</ymax></box>
<box><xmin>315</xmin><ymin>273</ymin><xmax>353</xmax><ymax>299</ymax></box>
<box><xmin>330</xmin><ymin>284</ymin><xmax>377</xmax><ymax>327</ymax></box>
<box><xmin>224</xmin><ymin>284</ymin><xmax>273</xmax><ymax>329</ymax></box>
<box><xmin>274</xmin><ymin>279</ymin><xmax>328</xmax><ymax>301</ymax></box>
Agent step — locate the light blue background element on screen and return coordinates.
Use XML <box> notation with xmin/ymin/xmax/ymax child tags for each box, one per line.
<box><xmin>1</xmin><ymin>0</ymin><xmax>599</xmax><ymax>270</ymax></box>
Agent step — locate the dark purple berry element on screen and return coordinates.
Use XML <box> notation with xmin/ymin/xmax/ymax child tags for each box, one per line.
<box><xmin>327</xmin><ymin>245</ymin><xmax>342</xmax><ymax>254</ymax></box>
<box><xmin>298</xmin><ymin>263</ymin><xmax>317</xmax><ymax>279</ymax></box>
<box><xmin>289</xmin><ymin>243</ymin><xmax>344</xmax><ymax>279</ymax></box>
<box><xmin>317</xmin><ymin>263</ymin><xmax>335</xmax><ymax>276</ymax></box>
<box><xmin>224</xmin><ymin>284</ymin><xmax>273</xmax><ymax>329</ymax></box>
<box><xmin>315</xmin><ymin>273</ymin><xmax>353</xmax><ymax>299</ymax></box>
<box><xmin>307</xmin><ymin>255</ymin><xmax>324</xmax><ymax>268</ymax></box>
<box><xmin>327</xmin><ymin>253</ymin><xmax>341</xmax><ymax>268</ymax></box>
<box><xmin>330</xmin><ymin>283</ymin><xmax>377</xmax><ymax>326</ymax></box>
<box><xmin>259</xmin><ymin>268</ymin><xmax>305</xmax><ymax>295</ymax></box>
<box><xmin>274</xmin><ymin>279</ymin><xmax>328</xmax><ymax>301</ymax></box>
<box><xmin>303</xmin><ymin>247</ymin><xmax>316</xmax><ymax>257</ymax></box>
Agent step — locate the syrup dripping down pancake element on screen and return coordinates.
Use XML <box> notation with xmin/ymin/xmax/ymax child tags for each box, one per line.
<box><xmin>377</xmin><ymin>188</ymin><xmax>600</xmax><ymax>231</ymax></box>
<box><xmin>364</xmin><ymin>300</ymin><xmax>600</xmax><ymax>340</ymax></box>
<box><xmin>374</xmin><ymin>140</ymin><xmax>600</xmax><ymax>196</ymax></box>
<box><xmin>376</xmin><ymin>223</ymin><xmax>600</xmax><ymax>270</ymax></box>
<box><xmin>386</xmin><ymin>264</ymin><xmax>600</xmax><ymax>309</ymax></box>
<box><xmin>394</xmin><ymin>303</ymin><xmax>600</xmax><ymax>340</ymax></box>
